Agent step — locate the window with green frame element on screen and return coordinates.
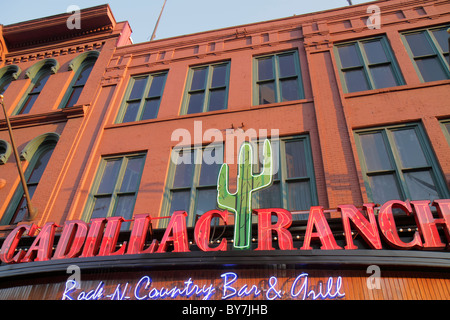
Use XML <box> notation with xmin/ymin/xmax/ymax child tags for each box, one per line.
<box><xmin>0</xmin><ymin>65</ymin><xmax>20</xmax><ymax>95</ymax></box>
<box><xmin>252</xmin><ymin>136</ymin><xmax>318</xmax><ymax>220</ymax></box>
<box><xmin>16</xmin><ymin>69</ymin><xmax>52</xmax><ymax>115</ymax></box>
<box><xmin>253</xmin><ymin>50</ymin><xmax>304</xmax><ymax>105</ymax></box>
<box><xmin>161</xmin><ymin>144</ymin><xmax>223</xmax><ymax>228</ymax></box>
<box><xmin>1</xmin><ymin>139</ymin><xmax>57</xmax><ymax>225</ymax></box>
<box><xmin>182</xmin><ymin>62</ymin><xmax>230</xmax><ymax>115</ymax></box>
<box><xmin>62</xmin><ymin>58</ymin><xmax>96</xmax><ymax>108</ymax></box>
<box><xmin>116</xmin><ymin>72</ymin><xmax>167</xmax><ymax>123</ymax></box>
<box><xmin>83</xmin><ymin>153</ymin><xmax>146</xmax><ymax>229</ymax></box>
<box><xmin>335</xmin><ymin>36</ymin><xmax>404</xmax><ymax>93</ymax></box>
<box><xmin>441</xmin><ymin>120</ymin><xmax>450</xmax><ymax>146</ymax></box>
<box><xmin>401</xmin><ymin>26</ymin><xmax>450</xmax><ymax>82</ymax></box>
<box><xmin>355</xmin><ymin>124</ymin><xmax>449</xmax><ymax>205</ymax></box>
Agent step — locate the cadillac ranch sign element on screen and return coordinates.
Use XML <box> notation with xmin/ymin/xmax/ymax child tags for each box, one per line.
<box><xmin>1</xmin><ymin>140</ymin><xmax>450</xmax><ymax>264</ymax></box>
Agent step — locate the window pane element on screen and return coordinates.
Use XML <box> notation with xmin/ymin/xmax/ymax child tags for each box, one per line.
<box><xmin>190</xmin><ymin>68</ymin><xmax>207</xmax><ymax>91</ymax></box>
<box><xmin>211</xmin><ymin>65</ymin><xmax>227</xmax><ymax>88</ymax></box>
<box><xmin>97</xmin><ymin>160</ymin><xmax>122</xmax><ymax>194</ymax></box>
<box><xmin>363</xmin><ymin>40</ymin><xmax>389</xmax><ymax>64</ymax></box>
<box><xmin>285</xmin><ymin>140</ymin><xmax>307</xmax><ymax>178</ymax></box>
<box><xmin>19</xmin><ymin>94</ymin><xmax>38</xmax><ymax>115</ymax></box>
<box><xmin>415</xmin><ymin>57</ymin><xmax>448</xmax><ymax>82</ymax></box>
<box><xmin>359</xmin><ymin>133</ymin><xmax>392</xmax><ymax>171</ymax></box>
<box><xmin>148</xmin><ymin>74</ymin><xmax>166</xmax><ymax>98</ymax></box>
<box><xmin>0</xmin><ymin>76</ymin><xmax>12</xmax><ymax>95</ymax></box>
<box><xmin>31</xmin><ymin>72</ymin><xmax>50</xmax><ymax>93</ymax></box>
<box><xmin>404</xmin><ymin>170</ymin><xmax>439</xmax><ymax>201</ymax></box>
<box><xmin>65</xmin><ymin>86</ymin><xmax>83</xmax><ymax>108</ymax></box>
<box><xmin>12</xmin><ymin>197</ymin><xmax>27</xmax><ymax>225</ymax></box>
<box><xmin>445</xmin><ymin>123</ymin><xmax>450</xmax><ymax>135</ymax></box>
<box><xmin>187</xmin><ymin>92</ymin><xmax>205</xmax><ymax>114</ymax></box>
<box><xmin>113</xmin><ymin>194</ymin><xmax>135</xmax><ymax>221</ymax></box>
<box><xmin>392</xmin><ymin>129</ymin><xmax>428</xmax><ymax>168</ymax></box>
<box><xmin>404</xmin><ymin>33</ymin><xmax>434</xmax><ymax>56</ymax></box>
<box><xmin>208</xmin><ymin>89</ymin><xmax>226</xmax><ymax>111</ymax></box>
<box><xmin>141</xmin><ymin>99</ymin><xmax>160</xmax><ymax>120</ymax></box>
<box><xmin>258</xmin><ymin>57</ymin><xmax>274</xmax><ymax>81</ymax></box>
<box><xmin>28</xmin><ymin>148</ymin><xmax>54</xmax><ymax>184</ymax></box>
<box><xmin>280</xmin><ymin>79</ymin><xmax>299</xmax><ymax>101</ymax></box>
<box><xmin>129</xmin><ymin>78</ymin><xmax>147</xmax><ymax>100</ymax></box>
<box><xmin>172</xmin><ymin>150</ymin><xmax>194</xmax><ymax>188</ymax></box>
<box><xmin>199</xmin><ymin>148</ymin><xmax>222</xmax><ymax>186</ymax></box>
<box><xmin>369</xmin><ymin>174</ymin><xmax>402</xmax><ymax>204</ymax></box>
<box><xmin>338</xmin><ymin>45</ymin><xmax>362</xmax><ymax>68</ymax></box>
<box><xmin>258</xmin><ymin>82</ymin><xmax>275</xmax><ymax>104</ymax></box>
<box><xmin>257</xmin><ymin>182</ymin><xmax>281</xmax><ymax>209</ymax></box>
<box><xmin>74</xmin><ymin>64</ymin><xmax>93</xmax><ymax>86</ymax></box>
<box><xmin>288</xmin><ymin>181</ymin><xmax>312</xmax><ymax>211</ymax></box>
<box><xmin>122</xmin><ymin>101</ymin><xmax>140</xmax><ymax>123</ymax></box>
<box><xmin>278</xmin><ymin>54</ymin><xmax>297</xmax><ymax>78</ymax></box>
<box><xmin>432</xmin><ymin>29</ymin><xmax>449</xmax><ymax>53</ymax></box>
<box><xmin>369</xmin><ymin>65</ymin><xmax>398</xmax><ymax>89</ymax></box>
<box><xmin>195</xmin><ymin>188</ymin><xmax>218</xmax><ymax>217</ymax></box>
<box><xmin>91</xmin><ymin>196</ymin><xmax>112</xmax><ymax>219</ymax></box>
<box><xmin>169</xmin><ymin>190</ymin><xmax>190</xmax><ymax>214</ymax></box>
<box><xmin>344</xmin><ymin>69</ymin><xmax>369</xmax><ymax>92</ymax></box>
<box><xmin>120</xmin><ymin>157</ymin><xmax>144</xmax><ymax>193</ymax></box>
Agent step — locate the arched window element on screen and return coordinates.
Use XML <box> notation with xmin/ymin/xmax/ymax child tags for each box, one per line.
<box><xmin>0</xmin><ymin>140</ymin><xmax>12</xmax><ymax>165</ymax></box>
<box><xmin>0</xmin><ymin>65</ymin><xmax>21</xmax><ymax>95</ymax></box>
<box><xmin>1</xmin><ymin>133</ymin><xmax>59</xmax><ymax>225</ymax></box>
<box><xmin>15</xmin><ymin>59</ymin><xmax>59</xmax><ymax>115</ymax></box>
<box><xmin>62</xmin><ymin>51</ymin><xmax>99</xmax><ymax>108</ymax></box>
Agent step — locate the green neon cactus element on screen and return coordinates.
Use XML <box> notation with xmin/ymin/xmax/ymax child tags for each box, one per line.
<box><xmin>217</xmin><ymin>139</ymin><xmax>273</xmax><ymax>250</ymax></box>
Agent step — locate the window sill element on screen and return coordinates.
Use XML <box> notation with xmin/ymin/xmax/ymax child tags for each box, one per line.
<box><xmin>343</xmin><ymin>79</ymin><xmax>450</xmax><ymax>99</ymax></box>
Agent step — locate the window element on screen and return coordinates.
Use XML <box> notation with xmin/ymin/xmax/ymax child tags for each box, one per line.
<box><xmin>441</xmin><ymin>120</ymin><xmax>450</xmax><ymax>146</ymax></box>
<box><xmin>254</xmin><ymin>51</ymin><xmax>304</xmax><ymax>105</ymax></box>
<box><xmin>402</xmin><ymin>26</ymin><xmax>450</xmax><ymax>82</ymax></box>
<box><xmin>355</xmin><ymin>124</ymin><xmax>449</xmax><ymax>205</ymax></box>
<box><xmin>335</xmin><ymin>37</ymin><xmax>404</xmax><ymax>93</ymax></box>
<box><xmin>182</xmin><ymin>62</ymin><xmax>230</xmax><ymax>114</ymax></box>
<box><xmin>0</xmin><ymin>65</ymin><xmax>20</xmax><ymax>95</ymax></box>
<box><xmin>15</xmin><ymin>59</ymin><xmax>59</xmax><ymax>115</ymax></box>
<box><xmin>117</xmin><ymin>72</ymin><xmax>167</xmax><ymax>123</ymax></box>
<box><xmin>62</xmin><ymin>58</ymin><xmax>96</xmax><ymax>108</ymax></box>
<box><xmin>83</xmin><ymin>154</ymin><xmax>146</xmax><ymax>229</ymax></box>
<box><xmin>252</xmin><ymin>136</ymin><xmax>317</xmax><ymax>220</ymax></box>
<box><xmin>161</xmin><ymin>144</ymin><xmax>223</xmax><ymax>227</ymax></box>
<box><xmin>1</xmin><ymin>137</ymin><xmax>57</xmax><ymax>225</ymax></box>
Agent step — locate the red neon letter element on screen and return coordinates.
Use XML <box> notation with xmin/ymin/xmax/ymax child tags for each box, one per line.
<box><xmin>157</xmin><ymin>211</ymin><xmax>190</xmax><ymax>253</ymax></box>
<box><xmin>433</xmin><ymin>199</ymin><xmax>450</xmax><ymax>244</ymax></box>
<box><xmin>98</xmin><ymin>216</ymin><xmax>128</xmax><ymax>256</ymax></box>
<box><xmin>194</xmin><ymin>209</ymin><xmax>228</xmax><ymax>252</ymax></box>
<box><xmin>411</xmin><ymin>200</ymin><xmax>447</xmax><ymax>249</ymax></box>
<box><xmin>338</xmin><ymin>204</ymin><xmax>382</xmax><ymax>250</ymax></box>
<box><xmin>0</xmin><ymin>224</ymin><xmax>38</xmax><ymax>264</ymax></box>
<box><xmin>254</xmin><ymin>208</ymin><xmax>294</xmax><ymax>251</ymax></box>
<box><xmin>80</xmin><ymin>218</ymin><xmax>107</xmax><ymax>258</ymax></box>
<box><xmin>301</xmin><ymin>206</ymin><xmax>342</xmax><ymax>250</ymax></box>
<box><xmin>127</xmin><ymin>214</ymin><xmax>158</xmax><ymax>254</ymax></box>
<box><xmin>53</xmin><ymin>220</ymin><xmax>88</xmax><ymax>260</ymax></box>
<box><xmin>378</xmin><ymin>200</ymin><xmax>422</xmax><ymax>249</ymax></box>
<box><xmin>23</xmin><ymin>222</ymin><xmax>58</xmax><ymax>262</ymax></box>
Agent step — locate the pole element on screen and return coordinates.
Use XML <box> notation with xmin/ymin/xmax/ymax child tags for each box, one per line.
<box><xmin>150</xmin><ymin>0</ymin><xmax>167</xmax><ymax>41</ymax></box>
<box><xmin>0</xmin><ymin>95</ymin><xmax>37</xmax><ymax>221</ymax></box>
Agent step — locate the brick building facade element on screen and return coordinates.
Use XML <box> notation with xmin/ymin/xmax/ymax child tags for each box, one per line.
<box><xmin>0</xmin><ymin>0</ymin><xmax>448</xmax><ymax>300</ymax></box>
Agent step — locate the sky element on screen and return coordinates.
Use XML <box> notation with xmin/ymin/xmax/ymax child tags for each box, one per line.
<box><xmin>0</xmin><ymin>0</ymin><xmax>372</xmax><ymax>44</ymax></box>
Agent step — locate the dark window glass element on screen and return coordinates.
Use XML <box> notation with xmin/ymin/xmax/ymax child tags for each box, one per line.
<box><xmin>344</xmin><ymin>69</ymin><xmax>370</xmax><ymax>92</ymax></box>
<box><xmin>338</xmin><ymin>45</ymin><xmax>362</xmax><ymax>68</ymax></box>
<box><xmin>415</xmin><ymin>57</ymin><xmax>448</xmax><ymax>82</ymax></box>
<box><xmin>258</xmin><ymin>58</ymin><xmax>274</xmax><ymax>81</ymax></box>
<box><xmin>404</xmin><ymin>33</ymin><xmax>434</xmax><ymax>56</ymax></box>
<box><xmin>369</xmin><ymin>65</ymin><xmax>398</xmax><ymax>89</ymax></box>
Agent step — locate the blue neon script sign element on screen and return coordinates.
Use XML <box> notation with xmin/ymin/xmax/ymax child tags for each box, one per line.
<box><xmin>61</xmin><ymin>272</ymin><xmax>345</xmax><ymax>300</ymax></box>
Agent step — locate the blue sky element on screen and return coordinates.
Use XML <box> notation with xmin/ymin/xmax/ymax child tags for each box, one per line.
<box><xmin>0</xmin><ymin>0</ymin><xmax>371</xmax><ymax>44</ymax></box>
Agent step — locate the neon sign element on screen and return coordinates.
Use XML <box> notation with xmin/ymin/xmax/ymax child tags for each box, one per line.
<box><xmin>1</xmin><ymin>140</ymin><xmax>450</xmax><ymax>265</ymax></box>
<box><xmin>61</xmin><ymin>272</ymin><xmax>345</xmax><ymax>300</ymax></box>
